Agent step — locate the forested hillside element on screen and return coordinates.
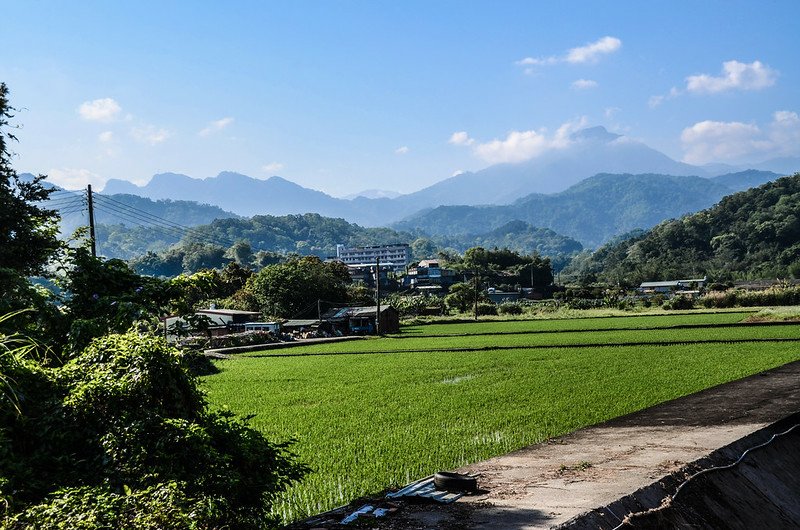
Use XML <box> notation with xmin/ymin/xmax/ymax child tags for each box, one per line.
<box><xmin>569</xmin><ymin>174</ymin><xmax>800</xmax><ymax>285</ymax></box>
<box><xmin>394</xmin><ymin>171</ymin><xmax>781</xmax><ymax>247</ymax></box>
<box><xmin>126</xmin><ymin>214</ymin><xmax>582</xmax><ymax>276</ymax></box>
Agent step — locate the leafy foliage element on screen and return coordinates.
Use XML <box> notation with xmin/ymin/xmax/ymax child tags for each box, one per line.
<box><xmin>0</xmin><ymin>84</ymin><xmax>63</xmax><ymax>340</ymax></box>
<box><xmin>111</xmin><ymin>212</ymin><xmax>579</xmax><ymax>277</ymax></box>
<box><xmin>56</xmin><ymin>245</ymin><xmax>171</xmax><ymax>353</ymax></box>
<box><xmin>0</xmin><ymin>332</ymin><xmax>306</xmax><ymax>529</ymax></box>
<box><xmin>246</xmin><ymin>256</ymin><xmax>352</xmax><ymax>318</ymax></box>
<box><xmin>0</xmin><ymin>84</ymin><xmax>61</xmax><ymax>280</ymax></box>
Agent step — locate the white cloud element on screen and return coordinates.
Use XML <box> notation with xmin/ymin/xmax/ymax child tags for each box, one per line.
<box><xmin>571</xmin><ymin>79</ymin><xmax>598</xmax><ymax>90</ymax></box>
<box><xmin>457</xmin><ymin>117</ymin><xmax>588</xmax><ymax>165</ymax></box>
<box><xmin>605</xmin><ymin>107</ymin><xmax>621</xmax><ymax>119</ymax></box>
<box><xmin>768</xmin><ymin>110</ymin><xmax>800</xmax><ymax>156</ymax></box>
<box><xmin>566</xmin><ymin>36</ymin><xmax>622</xmax><ymax>64</ymax></box>
<box><xmin>98</xmin><ymin>131</ymin><xmax>114</xmax><ymax>143</ymax></box>
<box><xmin>686</xmin><ymin>60</ymin><xmax>778</xmax><ymax>94</ymax></box>
<box><xmin>131</xmin><ymin>125</ymin><xmax>171</xmax><ymax>145</ymax></box>
<box><xmin>648</xmin><ymin>95</ymin><xmax>665</xmax><ymax>108</ymax></box>
<box><xmin>395</xmin><ymin>146</ymin><xmax>410</xmax><ymax>155</ymax></box>
<box><xmin>47</xmin><ymin>168</ymin><xmax>106</xmax><ymax>190</ymax></box>
<box><xmin>680</xmin><ymin>110</ymin><xmax>800</xmax><ymax>164</ymax></box>
<box><xmin>451</xmin><ymin>170</ymin><xmax>465</xmax><ymax>177</ymax></box>
<box><xmin>448</xmin><ymin>131</ymin><xmax>475</xmax><ymax>146</ymax></box>
<box><xmin>517</xmin><ymin>36</ymin><xmax>621</xmax><ymax>72</ymax></box>
<box><xmin>474</xmin><ymin>130</ymin><xmax>551</xmax><ymax>164</ymax></box>
<box><xmin>261</xmin><ymin>162</ymin><xmax>285</xmax><ymax>173</ymax></box>
<box><xmin>515</xmin><ymin>56</ymin><xmax>557</xmax><ymax>67</ymax></box>
<box><xmin>78</xmin><ymin>98</ymin><xmax>122</xmax><ymax>122</ymax></box>
<box><xmin>648</xmin><ymin>87</ymin><xmax>682</xmax><ymax>108</ymax></box>
<box><xmin>199</xmin><ymin>117</ymin><xmax>234</xmax><ymax>137</ymax></box>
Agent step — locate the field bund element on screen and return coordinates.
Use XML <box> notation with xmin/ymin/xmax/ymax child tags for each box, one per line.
<box><xmin>200</xmin><ymin>310</ymin><xmax>800</xmax><ymax>524</ymax></box>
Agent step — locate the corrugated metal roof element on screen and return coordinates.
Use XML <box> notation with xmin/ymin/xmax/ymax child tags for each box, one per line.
<box><xmin>197</xmin><ymin>309</ymin><xmax>261</xmax><ymax>316</ymax></box>
<box><xmin>640</xmin><ymin>278</ymin><xmax>707</xmax><ymax>288</ymax></box>
<box><xmin>321</xmin><ymin>306</ymin><xmax>396</xmax><ymax>319</ymax></box>
<box><xmin>283</xmin><ymin>319</ymin><xmax>320</xmax><ymax>327</ymax></box>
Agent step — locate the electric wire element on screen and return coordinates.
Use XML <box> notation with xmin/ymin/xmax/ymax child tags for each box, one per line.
<box><xmin>58</xmin><ymin>207</ymin><xmax>86</xmax><ymax>217</ymax></box>
<box><xmin>90</xmin><ymin>203</ymin><xmax>187</xmax><ymax>241</ymax></box>
<box><xmin>59</xmin><ymin>189</ymin><xmax>265</xmax><ymax>254</ymax></box>
<box><xmin>92</xmin><ymin>195</ymin><xmax>239</xmax><ymax>249</ymax></box>
<box><xmin>91</xmin><ymin>201</ymin><xmax>242</xmax><ymax>253</ymax></box>
<box><xmin>44</xmin><ymin>197</ymin><xmax>84</xmax><ymax>206</ymax></box>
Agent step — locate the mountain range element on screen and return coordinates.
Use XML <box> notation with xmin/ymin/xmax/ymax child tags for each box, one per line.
<box><xmin>394</xmin><ymin>170</ymin><xmax>782</xmax><ymax>248</ymax></box>
<box><xmin>570</xmin><ymin>174</ymin><xmax>800</xmax><ymax>284</ymax></box>
<box><xmin>101</xmin><ymin>127</ymin><xmax>797</xmax><ymax>229</ymax></box>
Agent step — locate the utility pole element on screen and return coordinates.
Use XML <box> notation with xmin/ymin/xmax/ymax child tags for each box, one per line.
<box><xmin>474</xmin><ymin>273</ymin><xmax>479</xmax><ymax>321</ymax></box>
<box><xmin>530</xmin><ymin>261</ymin><xmax>535</xmax><ymax>289</ymax></box>
<box><xmin>375</xmin><ymin>257</ymin><xmax>381</xmax><ymax>335</ymax></box>
<box><xmin>87</xmin><ymin>184</ymin><xmax>97</xmax><ymax>257</ymax></box>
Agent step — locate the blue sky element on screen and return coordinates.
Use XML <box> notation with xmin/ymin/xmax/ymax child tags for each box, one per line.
<box><xmin>2</xmin><ymin>1</ymin><xmax>799</xmax><ymax>195</ymax></box>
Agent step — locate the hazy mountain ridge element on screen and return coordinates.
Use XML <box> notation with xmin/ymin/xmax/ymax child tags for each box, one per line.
<box><xmin>104</xmin><ymin>172</ymin><xmax>409</xmax><ymax>226</ymax></box>
<box><xmin>98</xmin><ymin>126</ymin><xmax>789</xmax><ymax>227</ymax></box>
<box><xmin>398</xmin><ymin>127</ymin><xmax>708</xmax><ymax>207</ymax></box>
<box><xmin>393</xmin><ymin>170</ymin><xmax>783</xmax><ymax>248</ymax></box>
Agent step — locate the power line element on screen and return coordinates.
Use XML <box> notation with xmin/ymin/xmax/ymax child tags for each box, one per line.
<box><xmin>91</xmin><ymin>201</ymin><xmax>237</xmax><ymax>252</ymax></box>
<box><xmin>91</xmin><ymin>202</ymin><xmax>187</xmax><ymax>239</ymax></box>
<box><xmin>93</xmin><ymin>194</ymin><xmax>246</xmax><ymax>248</ymax></box>
<box><xmin>92</xmin><ymin>201</ymin><xmax>229</xmax><ymax>248</ymax></box>
<box><xmin>58</xmin><ymin>206</ymin><xmax>86</xmax><ymax>217</ymax></box>
<box><xmin>92</xmin><ymin>195</ymin><xmax>252</xmax><ymax>250</ymax></box>
<box><xmin>50</xmin><ymin>200</ymin><xmax>85</xmax><ymax>210</ymax></box>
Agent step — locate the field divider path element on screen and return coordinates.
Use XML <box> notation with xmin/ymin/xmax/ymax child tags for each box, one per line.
<box><xmin>247</xmin><ymin>337</ymin><xmax>800</xmax><ymax>358</ymax></box>
<box><xmin>388</xmin><ymin>320</ymin><xmax>799</xmax><ymax>340</ymax></box>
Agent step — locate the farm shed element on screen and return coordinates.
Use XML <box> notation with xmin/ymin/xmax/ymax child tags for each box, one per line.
<box><xmin>321</xmin><ymin>305</ymin><xmax>400</xmax><ymax>335</ymax></box>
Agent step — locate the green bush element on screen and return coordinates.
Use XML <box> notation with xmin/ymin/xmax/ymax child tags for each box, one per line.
<box><xmin>699</xmin><ymin>285</ymin><xmax>800</xmax><ymax>308</ymax></box>
<box><xmin>497</xmin><ymin>301</ymin><xmax>524</xmax><ymax>315</ymax></box>
<box><xmin>0</xmin><ymin>332</ymin><xmax>306</xmax><ymax>530</ymax></box>
<box><xmin>663</xmin><ymin>296</ymin><xmax>695</xmax><ymax>310</ymax></box>
<box><xmin>566</xmin><ymin>298</ymin><xmax>605</xmax><ymax>310</ymax></box>
<box><xmin>477</xmin><ymin>302</ymin><xmax>497</xmax><ymax>316</ymax></box>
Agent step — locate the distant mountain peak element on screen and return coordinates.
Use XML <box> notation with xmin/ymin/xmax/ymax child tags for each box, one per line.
<box><xmin>215</xmin><ymin>171</ymin><xmax>251</xmax><ymax>180</ymax></box>
<box><xmin>343</xmin><ymin>189</ymin><xmax>402</xmax><ymax>200</ymax></box>
<box><xmin>569</xmin><ymin>126</ymin><xmax>621</xmax><ymax>143</ymax></box>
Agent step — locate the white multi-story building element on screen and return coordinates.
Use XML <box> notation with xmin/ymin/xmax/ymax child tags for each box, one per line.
<box><xmin>335</xmin><ymin>243</ymin><xmax>411</xmax><ymax>269</ymax></box>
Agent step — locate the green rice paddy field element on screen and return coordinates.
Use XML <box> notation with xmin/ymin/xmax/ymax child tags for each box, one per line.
<box><xmin>201</xmin><ymin>310</ymin><xmax>800</xmax><ymax>523</ymax></box>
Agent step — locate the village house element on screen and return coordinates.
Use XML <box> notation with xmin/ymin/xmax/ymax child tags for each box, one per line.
<box><xmin>321</xmin><ymin>305</ymin><xmax>400</xmax><ymax>335</ymax></box>
<box><xmin>162</xmin><ymin>308</ymin><xmax>261</xmax><ymax>342</ymax></box>
<box><xmin>403</xmin><ymin>259</ymin><xmax>458</xmax><ymax>292</ymax></box>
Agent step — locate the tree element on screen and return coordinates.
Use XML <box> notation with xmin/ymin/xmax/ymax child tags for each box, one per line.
<box><xmin>0</xmin><ymin>84</ymin><xmax>63</xmax><ymax>340</ymax></box>
<box><xmin>0</xmin><ymin>83</ymin><xmax>61</xmax><ymax>279</ymax></box>
<box><xmin>58</xmin><ymin>244</ymin><xmax>171</xmax><ymax>353</ymax></box>
<box><xmin>227</xmin><ymin>240</ymin><xmax>254</xmax><ymax>267</ymax></box>
<box><xmin>247</xmin><ymin>256</ymin><xmax>351</xmax><ymax>318</ymax></box>
<box><xmin>180</xmin><ymin>243</ymin><xmax>229</xmax><ymax>273</ymax></box>
<box><xmin>410</xmin><ymin>237</ymin><xmax>438</xmax><ymax>261</ymax></box>
<box><xmin>444</xmin><ymin>281</ymin><xmax>488</xmax><ymax>313</ymax></box>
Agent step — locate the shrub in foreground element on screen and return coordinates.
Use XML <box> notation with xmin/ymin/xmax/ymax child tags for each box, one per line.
<box><xmin>0</xmin><ymin>332</ymin><xmax>306</xmax><ymax>530</ymax></box>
